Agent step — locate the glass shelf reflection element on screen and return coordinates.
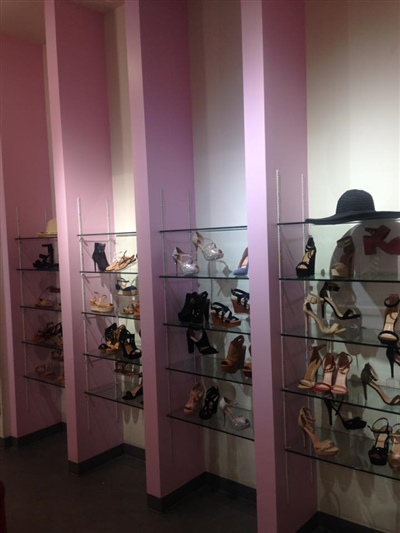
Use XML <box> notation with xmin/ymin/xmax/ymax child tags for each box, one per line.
<box><xmin>167</xmin><ymin>356</ymin><xmax>252</xmax><ymax>386</ymax></box>
<box><xmin>85</xmin><ymin>383</ymin><xmax>143</xmax><ymax>409</ymax></box>
<box><xmin>24</xmin><ymin>373</ymin><xmax>65</xmax><ymax>389</ymax></box>
<box><xmin>164</xmin><ymin>320</ymin><xmax>251</xmax><ymax>336</ymax></box>
<box><xmin>84</xmin><ymin>350</ymin><xmax>142</xmax><ymax>366</ymax></box>
<box><xmin>280</xmin><ymin>272</ymin><xmax>400</xmax><ymax>284</ymax></box>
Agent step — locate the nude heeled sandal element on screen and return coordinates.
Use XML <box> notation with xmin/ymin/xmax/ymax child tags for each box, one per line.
<box><xmin>298</xmin><ymin>344</ymin><xmax>325</xmax><ymax>389</ymax></box>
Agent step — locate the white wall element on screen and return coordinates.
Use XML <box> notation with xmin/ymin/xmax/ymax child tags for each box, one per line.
<box><xmin>307</xmin><ymin>1</ymin><xmax>400</xmax><ymax>530</ymax></box>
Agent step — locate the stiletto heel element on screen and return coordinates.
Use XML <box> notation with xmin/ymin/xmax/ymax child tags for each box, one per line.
<box><xmin>303</xmin><ymin>293</ymin><xmax>346</xmax><ymax>335</ymax></box>
<box><xmin>378</xmin><ymin>294</ymin><xmax>400</xmax><ymax>344</ymax></box>
<box><xmin>313</xmin><ymin>353</ymin><xmax>335</xmax><ymax>393</ymax></box>
<box><xmin>331</xmin><ymin>352</ymin><xmax>352</xmax><ymax>395</ymax></box>
<box><xmin>363</xmin><ymin>225</ymin><xmax>400</xmax><ymax>255</ymax></box>
<box><xmin>230</xmin><ymin>289</ymin><xmax>250</xmax><ymax>314</ymax></box>
<box><xmin>172</xmin><ymin>247</ymin><xmax>199</xmax><ymax>276</ymax></box>
<box><xmin>220</xmin><ymin>335</ymin><xmax>246</xmax><ymax>374</ymax></box>
<box><xmin>368</xmin><ymin>418</ymin><xmax>391</xmax><ymax>466</ymax></box>
<box><xmin>92</xmin><ymin>243</ymin><xmax>109</xmax><ymax>272</ymax></box>
<box><xmin>219</xmin><ymin>397</ymin><xmax>250</xmax><ymax>430</ymax></box>
<box><xmin>184</xmin><ymin>383</ymin><xmax>205</xmax><ymax>415</ymax></box>
<box><xmin>298</xmin><ymin>344</ymin><xmax>325</xmax><ymax>389</ymax></box>
<box><xmin>386</xmin><ymin>345</ymin><xmax>400</xmax><ymax>378</ymax></box>
<box><xmin>361</xmin><ymin>363</ymin><xmax>400</xmax><ymax>405</ymax></box>
<box><xmin>324</xmin><ymin>399</ymin><xmax>366</xmax><ymax>430</ymax></box>
<box><xmin>389</xmin><ymin>424</ymin><xmax>400</xmax><ymax>469</ymax></box>
<box><xmin>191</xmin><ymin>231</ymin><xmax>224</xmax><ymax>261</ymax></box>
<box><xmin>331</xmin><ymin>236</ymin><xmax>355</xmax><ymax>278</ymax></box>
<box><xmin>199</xmin><ymin>386</ymin><xmax>220</xmax><ymax>420</ymax></box>
<box><xmin>319</xmin><ymin>281</ymin><xmax>360</xmax><ymax>320</ymax></box>
<box><xmin>233</xmin><ymin>248</ymin><xmax>249</xmax><ymax>276</ymax></box>
<box><xmin>296</xmin><ymin>237</ymin><xmax>316</xmax><ymax>277</ymax></box>
<box><xmin>298</xmin><ymin>406</ymin><xmax>338</xmax><ymax>456</ymax></box>
<box><xmin>186</xmin><ymin>328</ymin><xmax>218</xmax><ymax>355</ymax></box>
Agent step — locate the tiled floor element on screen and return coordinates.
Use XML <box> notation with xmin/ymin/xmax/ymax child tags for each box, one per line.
<box><xmin>0</xmin><ymin>433</ymin><xmax>257</xmax><ymax>533</ymax></box>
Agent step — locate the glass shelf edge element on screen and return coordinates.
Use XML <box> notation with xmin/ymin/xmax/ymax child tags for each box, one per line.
<box><xmin>160</xmin><ymin>225</ymin><xmax>247</xmax><ymax>234</ymax></box>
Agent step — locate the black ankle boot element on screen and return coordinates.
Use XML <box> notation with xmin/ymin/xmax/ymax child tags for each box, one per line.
<box><xmin>33</xmin><ymin>244</ymin><xmax>57</xmax><ymax>269</ymax></box>
<box><xmin>191</xmin><ymin>291</ymin><xmax>210</xmax><ymax>327</ymax></box>
<box><xmin>92</xmin><ymin>243</ymin><xmax>109</xmax><ymax>271</ymax></box>
<box><xmin>178</xmin><ymin>292</ymin><xmax>199</xmax><ymax>322</ymax></box>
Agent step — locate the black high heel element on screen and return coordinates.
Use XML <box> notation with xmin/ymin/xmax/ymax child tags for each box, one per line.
<box><xmin>386</xmin><ymin>344</ymin><xmax>400</xmax><ymax>378</ymax></box>
<box><xmin>324</xmin><ymin>399</ymin><xmax>366</xmax><ymax>430</ymax></box>
<box><xmin>92</xmin><ymin>243</ymin><xmax>109</xmax><ymax>272</ymax></box>
<box><xmin>186</xmin><ymin>328</ymin><xmax>218</xmax><ymax>355</ymax></box>
<box><xmin>120</xmin><ymin>331</ymin><xmax>142</xmax><ymax>360</ymax></box>
<box><xmin>319</xmin><ymin>281</ymin><xmax>360</xmax><ymax>320</ymax></box>
<box><xmin>296</xmin><ymin>237</ymin><xmax>316</xmax><ymax>277</ymax></box>
<box><xmin>368</xmin><ymin>418</ymin><xmax>391</xmax><ymax>466</ymax></box>
<box><xmin>361</xmin><ymin>363</ymin><xmax>400</xmax><ymax>405</ymax></box>
<box><xmin>199</xmin><ymin>385</ymin><xmax>220</xmax><ymax>419</ymax></box>
<box><xmin>33</xmin><ymin>243</ymin><xmax>57</xmax><ymax>269</ymax></box>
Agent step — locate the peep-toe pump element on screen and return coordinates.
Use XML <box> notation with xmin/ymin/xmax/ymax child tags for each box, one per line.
<box><xmin>296</xmin><ymin>237</ymin><xmax>316</xmax><ymax>277</ymax></box>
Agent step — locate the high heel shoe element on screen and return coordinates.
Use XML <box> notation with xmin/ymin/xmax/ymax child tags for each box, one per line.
<box><xmin>233</xmin><ymin>248</ymin><xmax>249</xmax><ymax>276</ymax></box>
<box><xmin>389</xmin><ymin>424</ymin><xmax>400</xmax><ymax>469</ymax></box>
<box><xmin>313</xmin><ymin>353</ymin><xmax>336</xmax><ymax>393</ymax></box>
<box><xmin>230</xmin><ymin>289</ymin><xmax>250</xmax><ymax>314</ymax></box>
<box><xmin>296</xmin><ymin>237</ymin><xmax>316</xmax><ymax>277</ymax></box>
<box><xmin>33</xmin><ymin>243</ymin><xmax>58</xmax><ymax>269</ymax></box>
<box><xmin>331</xmin><ymin>236</ymin><xmax>354</xmax><ymax>278</ymax></box>
<box><xmin>303</xmin><ymin>293</ymin><xmax>346</xmax><ymax>335</ymax></box>
<box><xmin>378</xmin><ymin>294</ymin><xmax>400</xmax><ymax>344</ymax></box>
<box><xmin>386</xmin><ymin>344</ymin><xmax>400</xmax><ymax>378</ymax></box>
<box><xmin>363</xmin><ymin>225</ymin><xmax>400</xmax><ymax>255</ymax></box>
<box><xmin>324</xmin><ymin>399</ymin><xmax>366</xmax><ymax>430</ymax></box>
<box><xmin>186</xmin><ymin>328</ymin><xmax>218</xmax><ymax>355</ymax></box>
<box><xmin>115</xmin><ymin>278</ymin><xmax>138</xmax><ymax>296</ymax></box>
<box><xmin>368</xmin><ymin>418</ymin><xmax>391</xmax><ymax>465</ymax></box>
<box><xmin>330</xmin><ymin>352</ymin><xmax>352</xmax><ymax>395</ymax></box>
<box><xmin>361</xmin><ymin>363</ymin><xmax>400</xmax><ymax>405</ymax></box>
<box><xmin>319</xmin><ymin>281</ymin><xmax>360</xmax><ymax>320</ymax></box>
<box><xmin>199</xmin><ymin>385</ymin><xmax>220</xmax><ymax>420</ymax></box>
<box><xmin>177</xmin><ymin>291</ymin><xmax>209</xmax><ymax>327</ymax></box>
<box><xmin>172</xmin><ymin>247</ymin><xmax>199</xmax><ymax>276</ymax></box>
<box><xmin>242</xmin><ymin>345</ymin><xmax>252</xmax><ymax>378</ymax></box>
<box><xmin>92</xmin><ymin>243</ymin><xmax>109</xmax><ymax>271</ymax></box>
<box><xmin>106</xmin><ymin>251</ymin><xmax>136</xmax><ymax>272</ymax></box>
<box><xmin>120</xmin><ymin>331</ymin><xmax>142</xmax><ymax>360</ymax></box>
<box><xmin>211</xmin><ymin>302</ymin><xmax>241</xmax><ymax>328</ymax></box>
<box><xmin>184</xmin><ymin>383</ymin><xmax>205</xmax><ymax>416</ymax></box>
<box><xmin>219</xmin><ymin>397</ymin><xmax>250</xmax><ymax>430</ymax></box>
<box><xmin>90</xmin><ymin>293</ymin><xmax>114</xmax><ymax>313</ymax></box>
<box><xmin>298</xmin><ymin>406</ymin><xmax>338</xmax><ymax>456</ymax></box>
<box><xmin>220</xmin><ymin>335</ymin><xmax>246</xmax><ymax>374</ymax></box>
<box><xmin>298</xmin><ymin>344</ymin><xmax>325</xmax><ymax>389</ymax></box>
<box><xmin>191</xmin><ymin>231</ymin><xmax>224</xmax><ymax>261</ymax></box>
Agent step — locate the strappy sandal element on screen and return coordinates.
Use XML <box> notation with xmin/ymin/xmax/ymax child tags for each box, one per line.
<box><xmin>211</xmin><ymin>302</ymin><xmax>241</xmax><ymax>328</ymax></box>
<box><xmin>115</xmin><ymin>279</ymin><xmax>138</xmax><ymax>296</ymax></box>
<box><xmin>90</xmin><ymin>293</ymin><xmax>114</xmax><ymax>313</ymax></box>
<box><xmin>199</xmin><ymin>385</ymin><xmax>220</xmax><ymax>419</ymax></box>
<box><xmin>33</xmin><ymin>322</ymin><xmax>55</xmax><ymax>342</ymax></box>
<box><xmin>230</xmin><ymin>289</ymin><xmax>250</xmax><ymax>314</ymax></box>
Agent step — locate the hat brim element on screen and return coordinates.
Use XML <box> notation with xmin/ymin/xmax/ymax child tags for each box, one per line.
<box><xmin>305</xmin><ymin>210</ymin><xmax>400</xmax><ymax>225</ymax></box>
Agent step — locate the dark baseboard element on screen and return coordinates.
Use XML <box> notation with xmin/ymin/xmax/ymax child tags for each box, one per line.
<box><xmin>68</xmin><ymin>444</ymin><xmax>124</xmax><ymax>475</ymax></box>
<box><xmin>147</xmin><ymin>471</ymin><xmax>256</xmax><ymax>513</ymax></box>
<box><xmin>297</xmin><ymin>511</ymin><xmax>381</xmax><ymax>533</ymax></box>
<box><xmin>123</xmin><ymin>442</ymin><xmax>145</xmax><ymax>461</ymax></box>
<box><xmin>0</xmin><ymin>436</ymin><xmax>13</xmax><ymax>448</ymax></box>
<box><xmin>9</xmin><ymin>422</ymin><xmax>66</xmax><ymax>448</ymax></box>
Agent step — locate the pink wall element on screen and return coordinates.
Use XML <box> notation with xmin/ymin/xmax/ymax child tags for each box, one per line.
<box><xmin>125</xmin><ymin>0</ymin><xmax>204</xmax><ymax>499</ymax></box>
<box><xmin>0</xmin><ymin>35</ymin><xmax>60</xmax><ymax>437</ymax></box>
<box><xmin>45</xmin><ymin>0</ymin><xmax>121</xmax><ymax>463</ymax></box>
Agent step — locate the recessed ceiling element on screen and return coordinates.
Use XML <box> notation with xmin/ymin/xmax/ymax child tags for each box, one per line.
<box><xmin>0</xmin><ymin>0</ymin><xmax>124</xmax><ymax>44</ymax></box>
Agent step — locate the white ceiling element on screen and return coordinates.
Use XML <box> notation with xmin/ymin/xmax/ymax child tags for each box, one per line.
<box><xmin>0</xmin><ymin>0</ymin><xmax>124</xmax><ymax>44</ymax></box>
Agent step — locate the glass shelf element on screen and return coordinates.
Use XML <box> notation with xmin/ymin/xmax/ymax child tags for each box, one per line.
<box><xmin>77</xmin><ymin>231</ymin><xmax>137</xmax><ymax>237</ymax></box>
<box><xmin>164</xmin><ymin>319</ymin><xmax>251</xmax><ymax>336</ymax></box>
<box><xmin>84</xmin><ymin>350</ymin><xmax>142</xmax><ymax>366</ymax></box>
<box><xmin>161</xmin><ymin>274</ymin><xmax>249</xmax><ymax>280</ymax></box>
<box><xmin>286</xmin><ymin>427</ymin><xmax>400</xmax><ymax>482</ymax></box>
<box><xmin>22</xmin><ymin>340</ymin><xmax>63</xmax><ymax>351</ymax></box>
<box><xmin>278</xmin><ymin>217</ymin><xmax>400</xmax><ymax>227</ymax></box>
<box><xmin>21</xmin><ymin>305</ymin><xmax>61</xmax><ymax>312</ymax></box>
<box><xmin>17</xmin><ymin>267</ymin><xmax>59</xmax><ymax>272</ymax></box>
<box><xmin>85</xmin><ymin>383</ymin><xmax>143</xmax><ymax>409</ymax></box>
<box><xmin>24</xmin><ymin>373</ymin><xmax>65</xmax><ymax>388</ymax></box>
<box><xmin>284</xmin><ymin>380</ymin><xmax>400</xmax><ymax>416</ymax></box>
<box><xmin>168</xmin><ymin>404</ymin><xmax>254</xmax><ymax>441</ymax></box>
<box><xmin>80</xmin><ymin>270</ymin><xmax>138</xmax><ymax>276</ymax></box>
<box><xmin>282</xmin><ymin>323</ymin><xmax>384</xmax><ymax>349</ymax></box>
<box><xmin>15</xmin><ymin>236</ymin><xmax>58</xmax><ymax>240</ymax></box>
<box><xmin>167</xmin><ymin>356</ymin><xmax>252</xmax><ymax>386</ymax></box>
<box><xmin>280</xmin><ymin>272</ymin><xmax>400</xmax><ymax>284</ymax></box>
<box><xmin>82</xmin><ymin>311</ymin><xmax>140</xmax><ymax>321</ymax></box>
<box><xmin>160</xmin><ymin>225</ymin><xmax>247</xmax><ymax>234</ymax></box>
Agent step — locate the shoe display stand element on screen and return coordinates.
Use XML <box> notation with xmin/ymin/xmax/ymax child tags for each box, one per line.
<box><xmin>279</xmin><ymin>218</ymin><xmax>400</xmax><ymax>482</ymax></box>
<box><xmin>16</xmin><ymin>236</ymin><xmax>64</xmax><ymax>390</ymax></box>
<box><xmin>78</xmin><ymin>229</ymin><xmax>143</xmax><ymax>411</ymax></box>
<box><xmin>160</xmin><ymin>226</ymin><xmax>253</xmax><ymax>440</ymax></box>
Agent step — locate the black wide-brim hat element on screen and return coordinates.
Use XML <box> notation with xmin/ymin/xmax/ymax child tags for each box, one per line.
<box><xmin>305</xmin><ymin>189</ymin><xmax>400</xmax><ymax>225</ymax></box>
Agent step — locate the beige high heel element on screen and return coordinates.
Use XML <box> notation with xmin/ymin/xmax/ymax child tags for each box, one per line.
<box><xmin>172</xmin><ymin>247</ymin><xmax>199</xmax><ymax>276</ymax></box>
<box><xmin>331</xmin><ymin>352</ymin><xmax>352</xmax><ymax>395</ymax></box>
<box><xmin>389</xmin><ymin>424</ymin><xmax>400</xmax><ymax>469</ymax></box>
<box><xmin>184</xmin><ymin>383</ymin><xmax>205</xmax><ymax>415</ymax></box>
<box><xmin>220</xmin><ymin>335</ymin><xmax>246</xmax><ymax>374</ymax></box>
<box><xmin>90</xmin><ymin>292</ymin><xmax>114</xmax><ymax>313</ymax></box>
<box><xmin>298</xmin><ymin>406</ymin><xmax>338</xmax><ymax>456</ymax></box>
<box><xmin>331</xmin><ymin>236</ymin><xmax>354</xmax><ymax>278</ymax></box>
<box><xmin>303</xmin><ymin>294</ymin><xmax>346</xmax><ymax>335</ymax></box>
<box><xmin>191</xmin><ymin>231</ymin><xmax>224</xmax><ymax>261</ymax></box>
<box><xmin>298</xmin><ymin>344</ymin><xmax>325</xmax><ymax>389</ymax></box>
